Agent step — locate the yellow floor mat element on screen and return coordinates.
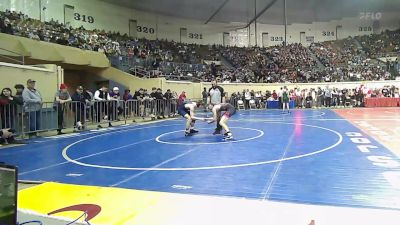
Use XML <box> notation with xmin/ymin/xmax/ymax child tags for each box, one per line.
<box><xmin>16</xmin><ymin>182</ymin><xmax>400</xmax><ymax>225</ymax></box>
<box><xmin>18</xmin><ymin>182</ymin><xmax>165</xmax><ymax>225</ymax></box>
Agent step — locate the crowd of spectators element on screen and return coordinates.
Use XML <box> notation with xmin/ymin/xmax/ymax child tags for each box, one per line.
<box><xmin>0</xmin><ymin>10</ymin><xmax>206</xmax><ymax>65</ymax></box>
<box><xmin>310</xmin><ymin>38</ymin><xmax>359</xmax><ymax>68</ymax></box>
<box><xmin>228</xmin><ymin>84</ymin><xmax>400</xmax><ymax>110</ymax></box>
<box><xmin>0</xmin><ymin>78</ymin><xmax>186</xmax><ymax>143</ymax></box>
<box><xmin>0</xmin><ymin>10</ymin><xmax>124</xmax><ymax>56</ymax></box>
<box><xmin>0</xmin><ymin>76</ymin><xmax>399</xmax><ymax>144</ymax></box>
<box><xmin>356</xmin><ymin>29</ymin><xmax>400</xmax><ymax>58</ymax></box>
<box><xmin>310</xmin><ymin>37</ymin><xmax>396</xmax><ymax>82</ymax></box>
<box><xmin>1</xmin><ymin>9</ymin><xmax>399</xmax><ymax>84</ymax></box>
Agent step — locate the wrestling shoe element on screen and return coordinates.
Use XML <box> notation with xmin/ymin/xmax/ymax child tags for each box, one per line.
<box><xmin>190</xmin><ymin>129</ymin><xmax>199</xmax><ymax>134</ymax></box>
<box><xmin>223</xmin><ymin>132</ymin><xmax>233</xmax><ymax>140</ymax></box>
<box><xmin>212</xmin><ymin>129</ymin><xmax>222</xmax><ymax>135</ymax></box>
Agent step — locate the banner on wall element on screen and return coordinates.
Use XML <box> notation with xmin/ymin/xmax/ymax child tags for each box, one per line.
<box><xmin>63</xmin><ymin>4</ymin><xmax>75</xmax><ymax>27</ymax></box>
<box><xmin>180</xmin><ymin>28</ymin><xmax>187</xmax><ymax>42</ymax></box>
<box><xmin>229</xmin><ymin>29</ymin><xmax>248</xmax><ymax>47</ymax></box>
<box><xmin>136</xmin><ymin>22</ymin><xmax>157</xmax><ymax>39</ymax></box>
<box><xmin>306</xmin><ymin>36</ymin><xmax>314</xmax><ymax>42</ymax></box>
<box><xmin>186</xmin><ymin>29</ymin><xmax>204</xmax><ymax>42</ymax></box>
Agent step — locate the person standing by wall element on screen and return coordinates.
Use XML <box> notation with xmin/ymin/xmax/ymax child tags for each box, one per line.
<box><xmin>324</xmin><ymin>87</ymin><xmax>332</xmax><ymax>107</ymax></box>
<box><xmin>0</xmin><ymin>88</ymin><xmax>23</xmax><ymax>130</ymax></box>
<box><xmin>316</xmin><ymin>87</ymin><xmax>324</xmax><ymax>108</ymax></box>
<box><xmin>282</xmin><ymin>86</ymin><xmax>290</xmax><ymax>113</ymax></box>
<box><xmin>94</xmin><ymin>86</ymin><xmax>111</xmax><ymax>128</ymax></box>
<box><xmin>149</xmin><ymin>87</ymin><xmax>157</xmax><ymax>119</ymax></box>
<box><xmin>13</xmin><ymin>84</ymin><xmax>25</xmax><ymax>132</ymax></box>
<box><xmin>133</xmin><ymin>88</ymin><xmax>145</xmax><ymax>118</ymax></box>
<box><xmin>164</xmin><ymin>89</ymin><xmax>175</xmax><ymax>117</ymax></box>
<box><xmin>311</xmin><ymin>88</ymin><xmax>317</xmax><ymax>108</ymax></box>
<box><xmin>22</xmin><ymin>79</ymin><xmax>42</xmax><ymax>137</ymax></box>
<box><xmin>332</xmin><ymin>88</ymin><xmax>338</xmax><ymax>107</ymax></box>
<box><xmin>54</xmin><ymin>83</ymin><xmax>71</xmax><ymax>135</ymax></box>
<box><xmin>178</xmin><ymin>91</ymin><xmax>186</xmax><ymax>105</ymax></box>
<box><xmin>202</xmin><ymin>87</ymin><xmax>208</xmax><ymax>112</ymax></box>
<box><xmin>154</xmin><ymin>88</ymin><xmax>166</xmax><ymax>119</ymax></box>
<box><xmin>14</xmin><ymin>84</ymin><xmax>24</xmax><ymax>103</ymax></box>
<box><xmin>305</xmin><ymin>92</ymin><xmax>313</xmax><ymax>108</ymax></box>
<box><xmin>109</xmin><ymin>87</ymin><xmax>123</xmax><ymax>121</ymax></box>
<box><xmin>83</xmin><ymin>88</ymin><xmax>94</xmax><ymax>122</ymax></box>
<box><xmin>71</xmin><ymin>86</ymin><xmax>88</xmax><ymax>131</ymax></box>
<box><xmin>278</xmin><ymin>87</ymin><xmax>283</xmax><ymax>109</ymax></box>
<box><xmin>244</xmin><ymin>89</ymin><xmax>251</xmax><ymax>109</ymax></box>
<box><xmin>123</xmin><ymin>89</ymin><xmax>133</xmax><ymax>101</ymax></box>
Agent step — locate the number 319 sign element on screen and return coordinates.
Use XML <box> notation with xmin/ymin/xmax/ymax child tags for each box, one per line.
<box><xmin>74</xmin><ymin>13</ymin><xmax>95</xmax><ymax>23</ymax></box>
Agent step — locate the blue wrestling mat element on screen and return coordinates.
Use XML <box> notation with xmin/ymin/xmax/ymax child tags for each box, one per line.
<box><xmin>1</xmin><ymin>109</ymin><xmax>399</xmax><ymax>210</ymax></box>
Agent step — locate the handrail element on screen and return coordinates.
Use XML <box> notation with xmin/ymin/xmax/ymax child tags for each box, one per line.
<box><xmin>160</xmin><ymin>61</ymin><xmax>206</xmax><ymax>69</ymax></box>
<box><xmin>128</xmin><ymin>66</ymin><xmax>203</xmax><ymax>82</ymax></box>
<box><xmin>0</xmin><ymin>47</ymin><xmax>25</xmax><ymax>65</ymax></box>
<box><xmin>159</xmin><ymin>74</ymin><xmax>203</xmax><ymax>82</ymax></box>
<box><xmin>130</xmin><ymin>66</ymin><xmax>150</xmax><ymax>78</ymax></box>
<box><xmin>375</xmin><ymin>52</ymin><xmax>399</xmax><ymax>58</ymax></box>
<box><xmin>0</xmin><ymin>62</ymin><xmax>54</xmax><ymax>72</ymax></box>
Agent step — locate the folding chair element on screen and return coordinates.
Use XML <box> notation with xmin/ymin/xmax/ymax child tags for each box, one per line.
<box><xmin>237</xmin><ymin>100</ymin><xmax>245</xmax><ymax>110</ymax></box>
<box><xmin>249</xmin><ymin>99</ymin><xmax>257</xmax><ymax>109</ymax></box>
<box><xmin>345</xmin><ymin>97</ymin><xmax>351</xmax><ymax>107</ymax></box>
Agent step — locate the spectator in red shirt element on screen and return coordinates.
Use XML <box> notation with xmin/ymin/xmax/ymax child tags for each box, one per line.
<box><xmin>178</xmin><ymin>91</ymin><xmax>186</xmax><ymax>104</ymax></box>
<box><xmin>272</xmin><ymin>90</ymin><xmax>278</xmax><ymax>100</ymax></box>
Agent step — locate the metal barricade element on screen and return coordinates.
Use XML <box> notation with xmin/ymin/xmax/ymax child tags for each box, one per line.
<box><xmin>62</xmin><ymin>101</ymin><xmax>88</xmax><ymax>130</ymax></box>
<box><xmin>153</xmin><ymin>99</ymin><xmax>165</xmax><ymax>118</ymax></box>
<box><xmin>50</xmin><ymin>100</ymin><xmax>126</xmax><ymax>131</ymax></box>
<box><xmin>124</xmin><ymin>99</ymin><xmax>153</xmax><ymax>120</ymax></box>
<box><xmin>142</xmin><ymin>99</ymin><xmax>155</xmax><ymax>119</ymax></box>
<box><xmin>124</xmin><ymin>99</ymin><xmax>179</xmax><ymax>121</ymax></box>
<box><xmin>124</xmin><ymin>100</ymin><xmax>141</xmax><ymax>121</ymax></box>
<box><xmin>88</xmin><ymin>100</ymin><xmax>124</xmax><ymax>127</ymax></box>
<box><xmin>165</xmin><ymin>99</ymin><xmax>178</xmax><ymax>117</ymax></box>
<box><xmin>0</xmin><ymin>103</ymin><xmax>23</xmax><ymax>134</ymax></box>
<box><xmin>5</xmin><ymin>99</ymin><xmax>181</xmax><ymax>138</ymax></box>
<box><xmin>22</xmin><ymin>102</ymin><xmax>58</xmax><ymax>136</ymax></box>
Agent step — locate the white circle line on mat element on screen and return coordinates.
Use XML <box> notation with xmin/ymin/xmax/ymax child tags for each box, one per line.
<box><xmin>155</xmin><ymin>127</ymin><xmax>264</xmax><ymax>145</ymax></box>
<box><xmin>62</xmin><ymin>122</ymin><xmax>342</xmax><ymax>171</ymax></box>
